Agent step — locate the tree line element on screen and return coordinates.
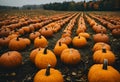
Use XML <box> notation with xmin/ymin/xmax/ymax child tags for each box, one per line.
<box><xmin>43</xmin><ymin>0</ymin><xmax>120</xmax><ymax>11</ymax></box>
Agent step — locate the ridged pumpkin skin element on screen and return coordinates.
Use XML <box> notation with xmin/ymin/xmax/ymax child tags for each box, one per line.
<box><xmin>72</xmin><ymin>36</ymin><xmax>87</xmax><ymax>47</ymax></box>
<box><xmin>58</xmin><ymin>36</ymin><xmax>72</xmax><ymax>45</ymax></box>
<box><xmin>35</xmin><ymin>48</ymin><xmax>57</xmax><ymax>69</ymax></box>
<box><xmin>93</xmin><ymin>33</ymin><xmax>109</xmax><ymax>43</ymax></box>
<box><xmin>34</xmin><ymin>68</ymin><xmax>64</xmax><ymax>82</ymax></box>
<box><xmin>0</xmin><ymin>51</ymin><xmax>22</xmax><ymax>68</ymax></box>
<box><xmin>61</xmin><ymin>48</ymin><xmax>81</xmax><ymax>64</ymax></box>
<box><xmin>92</xmin><ymin>42</ymin><xmax>111</xmax><ymax>52</ymax></box>
<box><xmin>93</xmin><ymin>49</ymin><xmax>115</xmax><ymax>65</ymax></box>
<box><xmin>88</xmin><ymin>60</ymin><xmax>120</xmax><ymax>82</ymax></box>
<box><xmin>34</xmin><ymin>35</ymin><xmax>48</xmax><ymax>48</ymax></box>
<box><xmin>9</xmin><ymin>37</ymin><xmax>26</xmax><ymax>51</ymax></box>
<box><xmin>53</xmin><ymin>42</ymin><xmax>68</xmax><ymax>56</ymax></box>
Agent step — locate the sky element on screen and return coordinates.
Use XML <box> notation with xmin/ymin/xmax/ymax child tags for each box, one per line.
<box><xmin>0</xmin><ymin>0</ymin><xmax>90</xmax><ymax>7</ymax></box>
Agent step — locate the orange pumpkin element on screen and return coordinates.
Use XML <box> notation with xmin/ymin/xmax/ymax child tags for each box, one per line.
<box><xmin>29</xmin><ymin>32</ymin><xmax>40</xmax><ymax>41</ymax></box>
<box><xmin>61</xmin><ymin>48</ymin><xmax>81</xmax><ymax>64</ymax></box>
<box><xmin>58</xmin><ymin>36</ymin><xmax>72</xmax><ymax>45</ymax></box>
<box><xmin>34</xmin><ymin>35</ymin><xmax>48</xmax><ymax>48</ymax></box>
<box><xmin>40</xmin><ymin>27</ymin><xmax>53</xmax><ymax>37</ymax></box>
<box><xmin>0</xmin><ymin>51</ymin><xmax>22</xmax><ymax>68</ymax></box>
<box><xmin>0</xmin><ymin>37</ymin><xmax>10</xmax><ymax>48</ymax></box>
<box><xmin>9</xmin><ymin>37</ymin><xmax>26</xmax><ymax>51</ymax></box>
<box><xmin>78</xmin><ymin>32</ymin><xmax>90</xmax><ymax>39</ymax></box>
<box><xmin>112</xmin><ymin>28</ymin><xmax>120</xmax><ymax>37</ymax></box>
<box><xmin>88</xmin><ymin>59</ymin><xmax>120</xmax><ymax>82</ymax></box>
<box><xmin>30</xmin><ymin>48</ymin><xmax>43</xmax><ymax>63</ymax></box>
<box><xmin>35</xmin><ymin>47</ymin><xmax>57</xmax><ymax>69</ymax></box>
<box><xmin>53</xmin><ymin>42</ymin><xmax>68</xmax><ymax>56</ymax></box>
<box><xmin>34</xmin><ymin>64</ymin><xmax>64</xmax><ymax>82</ymax></box>
<box><xmin>93</xmin><ymin>48</ymin><xmax>115</xmax><ymax>65</ymax></box>
<box><xmin>93</xmin><ymin>33</ymin><xmax>109</xmax><ymax>43</ymax></box>
<box><xmin>72</xmin><ymin>36</ymin><xmax>87</xmax><ymax>47</ymax></box>
<box><xmin>23</xmin><ymin>38</ymin><xmax>31</xmax><ymax>46</ymax></box>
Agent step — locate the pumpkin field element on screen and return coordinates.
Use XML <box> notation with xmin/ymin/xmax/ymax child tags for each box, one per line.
<box><xmin>0</xmin><ymin>10</ymin><xmax>120</xmax><ymax>82</ymax></box>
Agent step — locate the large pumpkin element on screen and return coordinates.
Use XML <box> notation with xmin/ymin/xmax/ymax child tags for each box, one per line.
<box><xmin>34</xmin><ymin>35</ymin><xmax>48</xmax><ymax>48</ymax></box>
<box><xmin>40</xmin><ymin>27</ymin><xmax>53</xmax><ymax>37</ymax></box>
<box><xmin>93</xmin><ymin>48</ymin><xmax>115</xmax><ymax>65</ymax></box>
<box><xmin>72</xmin><ymin>36</ymin><xmax>87</xmax><ymax>47</ymax></box>
<box><xmin>78</xmin><ymin>32</ymin><xmax>90</xmax><ymax>39</ymax></box>
<box><xmin>34</xmin><ymin>64</ymin><xmax>64</xmax><ymax>82</ymax></box>
<box><xmin>61</xmin><ymin>48</ymin><xmax>81</xmax><ymax>65</ymax></box>
<box><xmin>53</xmin><ymin>42</ymin><xmax>68</xmax><ymax>56</ymax></box>
<box><xmin>0</xmin><ymin>51</ymin><xmax>22</xmax><ymax>68</ymax></box>
<box><xmin>92</xmin><ymin>42</ymin><xmax>111</xmax><ymax>52</ymax></box>
<box><xmin>88</xmin><ymin>59</ymin><xmax>120</xmax><ymax>82</ymax></box>
<box><xmin>35</xmin><ymin>47</ymin><xmax>57</xmax><ymax>69</ymax></box>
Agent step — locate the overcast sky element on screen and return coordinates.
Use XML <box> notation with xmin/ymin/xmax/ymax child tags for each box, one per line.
<box><xmin>0</xmin><ymin>0</ymin><xmax>90</xmax><ymax>7</ymax></box>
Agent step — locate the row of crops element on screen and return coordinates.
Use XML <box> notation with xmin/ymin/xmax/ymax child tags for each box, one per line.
<box><xmin>0</xmin><ymin>11</ymin><xmax>120</xmax><ymax>82</ymax></box>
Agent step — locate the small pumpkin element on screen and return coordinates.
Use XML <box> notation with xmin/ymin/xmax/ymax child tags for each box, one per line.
<box><xmin>93</xmin><ymin>32</ymin><xmax>109</xmax><ymax>43</ymax></box>
<box><xmin>88</xmin><ymin>59</ymin><xmax>120</xmax><ymax>82</ymax></box>
<box><xmin>53</xmin><ymin>42</ymin><xmax>68</xmax><ymax>56</ymax></box>
<box><xmin>112</xmin><ymin>28</ymin><xmax>120</xmax><ymax>37</ymax></box>
<box><xmin>30</xmin><ymin>48</ymin><xmax>43</xmax><ymax>63</ymax></box>
<box><xmin>8</xmin><ymin>34</ymin><xmax>18</xmax><ymax>40</ymax></box>
<box><xmin>40</xmin><ymin>27</ymin><xmax>53</xmax><ymax>37</ymax></box>
<box><xmin>92</xmin><ymin>42</ymin><xmax>111</xmax><ymax>52</ymax></box>
<box><xmin>61</xmin><ymin>48</ymin><xmax>81</xmax><ymax>65</ymax></box>
<box><xmin>58</xmin><ymin>36</ymin><xmax>72</xmax><ymax>45</ymax></box>
<box><xmin>34</xmin><ymin>35</ymin><xmax>48</xmax><ymax>48</ymax></box>
<box><xmin>72</xmin><ymin>36</ymin><xmax>87</xmax><ymax>47</ymax></box>
<box><xmin>23</xmin><ymin>38</ymin><xmax>31</xmax><ymax>46</ymax></box>
<box><xmin>0</xmin><ymin>37</ymin><xmax>10</xmax><ymax>48</ymax></box>
<box><xmin>9</xmin><ymin>37</ymin><xmax>26</xmax><ymax>51</ymax></box>
<box><xmin>35</xmin><ymin>47</ymin><xmax>57</xmax><ymax>69</ymax></box>
<box><xmin>34</xmin><ymin>64</ymin><xmax>64</xmax><ymax>82</ymax></box>
<box><xmin>29</xmin><ymin>32</ymin><xmax>40</xmax><ymax>41</ymax></box>
<box><xmin>93</xmin><ymin>48</ymin><xmax>115</xmax><ymax>65</ymax></box>
<box><xmin>0</xmin><ymin>51</ymin><xmax>22</xmax><ymax>68</ymax></box>
<box><xmin>78</xmin><ymin>32</ymin><xmax>90</xmax><ymax>39</ymax></box>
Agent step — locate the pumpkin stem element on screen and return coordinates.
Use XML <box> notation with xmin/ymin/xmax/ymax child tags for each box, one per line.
<box><xmin>3</xmin><ymin>37</ymin><xmax>5</xmax><ymax>40</ymax></box>
<box><xmin>43</xmin><ymin>47</ymin><xmax>47</xmax><ymax>54</ymax></box>
<box><xmin>78</xmin><ymin>36</ymin><xmax>80</xmax><ymax>39</ymax></box>
<box><xmin>16</xmin><ymin>36</ymin><xmax>19</xmax><ymax>41</ymax></box>
<box><xmin>45</xmin><ymin>64</ymin><xmax>51</xmax><ymax>76</ymax></box>
<box><xmin>45</xmin><ymin>28</ymin><xmax>48</xmax><ymax>30</ymax></box>
<box><xmin>102</xmin><ymin>48</ymin><xmax>106</xmax><ymax>53</ymax></box>
<box><xmin>39</xmin><ymin>35</ymin><xmax>42</xmax><ymax>39</ymax></box>
<box><xmin>103</xmin><ymin>59</ymin><xmax>108</xmax><ymax>70</ymax></box>
<box><xmin>59</xmin><ymin>42</ymin><xmax>62</xmax><ymax>46</ymax></box>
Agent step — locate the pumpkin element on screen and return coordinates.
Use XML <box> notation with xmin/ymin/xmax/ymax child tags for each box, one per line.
<box><xmin>40</xmin><ymin>27</ymin><xmax>53</xmax><ymax>37</ymax></box>
<box><xmin>23</xmin><ymin>38</ymin><xmax>31</xmax><ymax>46</ymax></box>
<box><xmin>72</xmin><ymin>36</ymin><xmax>87</xmax><ymax>47</ymax></box>
<box><xmin>53</xmin><ymin>42</ymin><xmax>68</xmax><ymax>56</ymax></box>
<box><xmin>78</xmin><ymin>32</ymin><xmax>90</xmax><ymax>39</ymax></box>
<box><xmin>0</xmin><ymin>37</ymin><xmax>10</xmax><ymax>48</ymax></box>
<box><xmin>35</xmin><ymin>47</ymin><xmax>57</xmax><ymax>69</ymax></box>
<box><xmin>29</xmin><ymin>32</ymin><xmax>40</xmax><ymax>41</ymax></box>
<box><xmin>34</xmin><ymin>35</ymin><xmax>48</xmax><ymax>48</ymax></box>
<box><xmin>112</xmin><ymin>28</ymin><xmax>120</xmax><ymax>37</ymax></box>
<box><xmin>9</xmin><ymin>37</ymin><xmax>26</xmax><ymax>51</ymax></box>
<box><xmin>93</xmin><ymin>33</ymin><xmax>109</xmax><ymax>43</ymax></box>
<box><xmin>34</xmin><ymin>64</ymin><xmax>64</xmax><ymax>82</ymax></box>
<box><xmin>61</xmin><ymin>48</ymin><xmax>81</xmax><ymax>65</ymax></box>
<box><xmin>88</xmin><ymin>59</ymin><xmax>120</xmax><ymax>82</ymax></box>
<box><xmin>58</xmin><ymin>36</ymin><xmax>72</xmax><ymax>45</ymax></box>
<box><xmin>61</xmin><ymin>32</ymin><xmax>71</xmax><ymax>38</ymax></box>
<box><xmin>30</xmin><ymin>48</ymin><xmax>43</xmax><ymax>63</ymax></box>
<box><xmin>0</xmin><ymin>51</ymin><xmax>22</xmax><ymax>68</ymax></box>
<box><xmin>8</xmin><ymin>34</ymin><xmax>18</xmax><ymax>40</ymax></box>
<box><xmin>93</xmin><ymin>48</ymin><xmax>115</xmax><ymax>65</ymax></box>
<box><xmin>0</xmin><ymin>28</ymin><xmax>11</xmax><ymax>37</ymax></box>
<box><xmin>92</xmin><ymin>42</ymin><xmax>111</xmax><ymax>52</ymax></box>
